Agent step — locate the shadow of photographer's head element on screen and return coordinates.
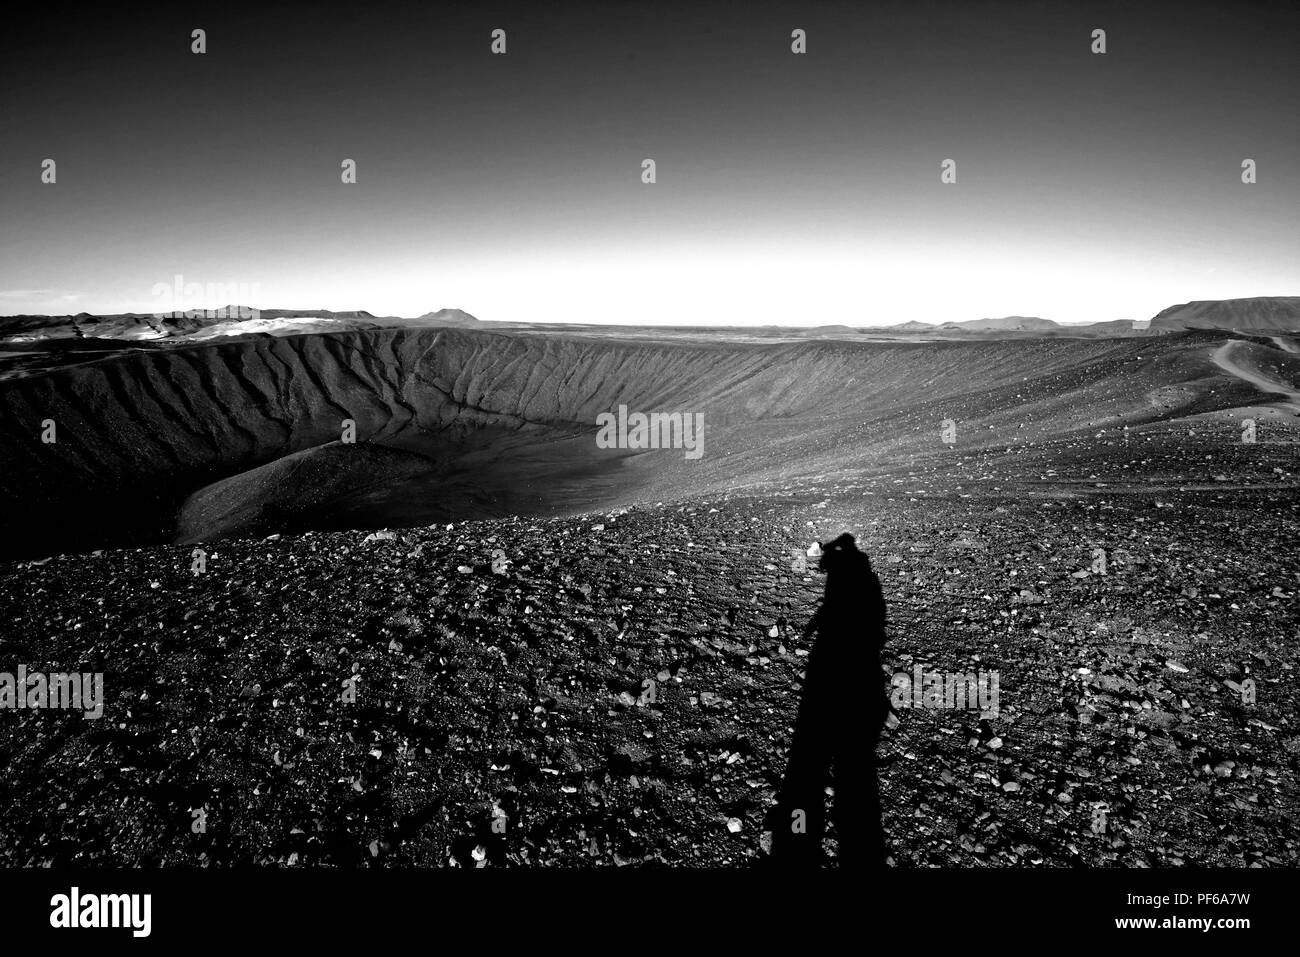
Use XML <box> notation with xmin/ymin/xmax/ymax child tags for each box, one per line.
<box><xmin>816</xmin><ymin>532</ymin><xmax>870</xmax><ymax>574</ymax></box>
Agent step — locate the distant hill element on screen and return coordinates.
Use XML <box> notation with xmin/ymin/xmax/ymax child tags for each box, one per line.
<box><xmin>875</xmin><ymin>299</ymin><xmax>1300</xmax><ymax>338</ymax></box>
<box><xmin>0</xmin><ymin>307</ymin><xmax>473</xmax><ymax>342</ymax></box>
<box><xmin>941</xmin><ymin>316</ymin><xmax>1060</xmax><ymax>332</ymax></box>
<box><xmin>413</xmin><ymin>308</ymin><xmax>481</xmax><ymax>327</ymax></box>
<box><xmin>243</xmin><ymin>308</ymin><xmax>380</xmax><ymax>322</ymax></box>
<box><xmin>5</xmin><ymin>297</ymin><xmax>1298</xmax><ymax>344</ymax></box>
<box><xmin>1149</xmin><ymin>297</ymin><xmax>1300</xmax><ymax>332</ymax></box>
<box><xmin>880</xmin><ymin>316</ymin><xmax>1060</xmax><ymax>334</ymax></box>
<box><xmin>1082</xmin><ymin>319</ymin><xmax>1147</xmax><ymax>334</ymax></box>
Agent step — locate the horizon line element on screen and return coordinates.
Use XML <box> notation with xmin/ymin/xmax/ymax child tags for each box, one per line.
<box><xmin>3</xmin><ymin>294</ymin><xmax>1298</xmax><ymax>328</ymax></box>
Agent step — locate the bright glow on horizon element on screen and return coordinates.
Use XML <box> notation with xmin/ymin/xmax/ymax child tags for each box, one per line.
<box><xmin>25</xmin><ymin>235</ymin><xmax>1290</xmax><ymax>327</ymax></box>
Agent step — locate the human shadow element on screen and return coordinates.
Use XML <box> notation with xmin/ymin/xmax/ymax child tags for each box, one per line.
<box><xmin>769</xmin><ymin>533</ymin><xmax>888</xmax><ymax>868</ymax></box>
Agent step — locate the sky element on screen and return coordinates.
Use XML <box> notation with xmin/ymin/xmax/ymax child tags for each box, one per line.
<box><xmin>1</xmin><ymin>0</ymin><xmax>1296</xmax><ymax>325</ymax></box>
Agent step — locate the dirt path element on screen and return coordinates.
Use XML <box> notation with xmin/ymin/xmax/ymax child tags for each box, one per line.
<box><xmin>1211</xmin><ymin>340</ymin><xmax>1300</xmax><ymax>413</ymax></box>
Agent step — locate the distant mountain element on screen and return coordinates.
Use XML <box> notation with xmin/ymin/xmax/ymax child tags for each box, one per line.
<box><xmin>941</xmin><ymin>316</ymin><xmax>1060</xmax><ymax>332</ymax></box>
<box><xmin>0</xmin><ymin>311</ymin><xmax>202</xmax><ymax>341</ymax></box>
<box><xmin>414</xmin><ymin>308</ymin><xmax>481</xmax><ymax>327</ymax></box>
<box><xmin>874</xmin><ymin>300</ymin><xmax>1300</xmax><ymax>338</ymax></box>
<box><xmin>0</xmin><ymin>307</ymin><xmax>386</xmax><ymax>340</ymax></box>
<box><xmin>242</xmin><ymin>308</ymin><xmax>379</xmax><ymax>322</ymax></box>
<box><xmin>0</xmin><ymin>307</ymin><xmax>468</xmax><ymax>342</ymax></box>
<box><xmin>6</xmin><ymin>298</ymin><xmax>1298</xmax><ymax>345</ymax></box>
<box><xmin>880</xmin><ymin>316</ymin><xmax>1061</xmax><ymax>333</ymax></box>
<box><xmin>1071</xmin><ymin>319</ymin><xmax>1150</xmax><ymax>336</ymax></box>
<box><xmin>1148</xmin><ymin>297</ymin><xmax>1300</xmax><ymax>332</ymax></box>
<box><xmin>806</xmin><ymin>324</ymin><xmax>860</xmax><ymax>335</ymax></box>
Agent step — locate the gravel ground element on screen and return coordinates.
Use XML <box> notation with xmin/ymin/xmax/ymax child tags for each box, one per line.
<box><xmin>2</xmin><ymin>438</ymin><xmax>1297</xmax><ymax>866</ymax></box>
